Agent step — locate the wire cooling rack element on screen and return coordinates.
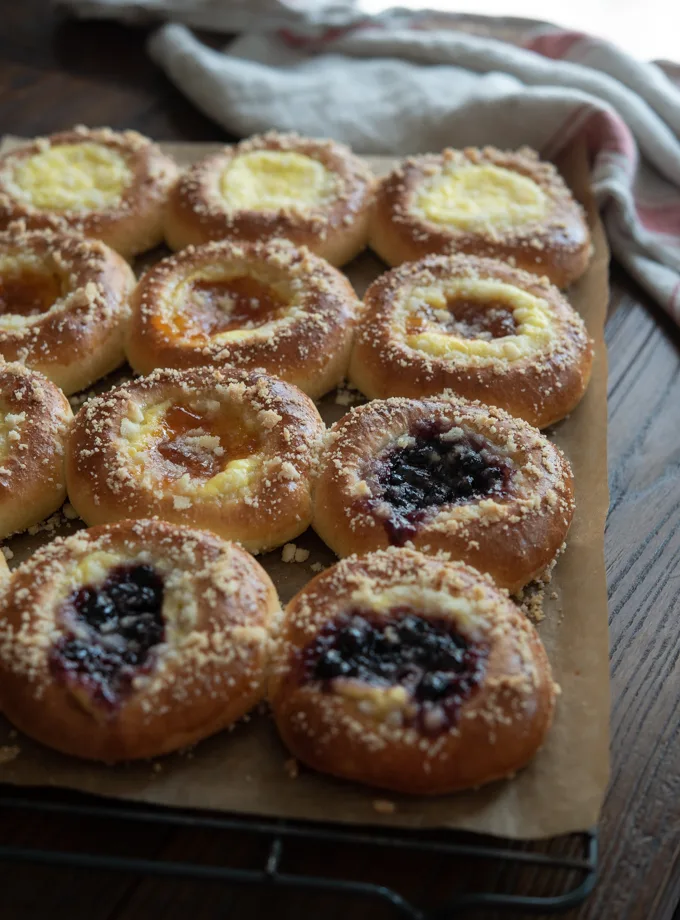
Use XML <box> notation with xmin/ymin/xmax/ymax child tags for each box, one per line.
<box><xmin>0</xmin><ymin>786</ymin><xmax>596</xmax><ymax>917</ymax></box>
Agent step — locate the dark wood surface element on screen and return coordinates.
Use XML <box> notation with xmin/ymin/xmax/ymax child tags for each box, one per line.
<box><xmin>1</xmin><ymin>4</ymin><xmax>679</xmax><ymax>919</ymax></box>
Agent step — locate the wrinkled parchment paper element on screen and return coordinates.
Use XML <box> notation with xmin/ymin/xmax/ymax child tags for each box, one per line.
<box><xmin>0</xmin><ymin>140</ymin><xmax>610</xmax><ymax>839</ymax></box>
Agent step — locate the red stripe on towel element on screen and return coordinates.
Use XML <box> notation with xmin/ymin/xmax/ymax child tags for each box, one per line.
<box><xmin>525</xmin><ymin>31</ymin><xmax>588</xmax><ymax>60</ymax></box>
<box><xmin>636</xmin><ymin>204</ymin><xmax>680</xmax><ymax>235</ymax></box>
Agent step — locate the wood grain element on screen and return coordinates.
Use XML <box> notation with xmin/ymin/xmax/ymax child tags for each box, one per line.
<box><xmin>0</xmin><ymin>5</ymin><xmax>679</xmax><ymax>919</ymax></box>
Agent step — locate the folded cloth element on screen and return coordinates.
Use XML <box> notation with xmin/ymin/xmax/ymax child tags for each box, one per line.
<box><xmin>138</xmin><ymin>13</ymin><xmax>680</xmax><ymax>321</ymax></box>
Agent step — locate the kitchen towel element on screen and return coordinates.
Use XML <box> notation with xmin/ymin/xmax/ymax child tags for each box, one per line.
<box><xmin>62</xmin><ymin>1</ymin><xmax>680</xmax><ymax>318</ymax></box>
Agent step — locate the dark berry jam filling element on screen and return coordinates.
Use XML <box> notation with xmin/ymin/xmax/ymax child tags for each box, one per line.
<box><xmin>303</xmin><ymin>608</ymin><xmax>487</xmax><ymax>733</ymax></box>
<box><xmin>370</xmin><ymin>420</ymin><xmax>512</xmax><ymax>544</ymax></box>
<box><xmin>50</xmin><ymin>563</ymin><xmax>165</xmax><ymax>708</ymax></box>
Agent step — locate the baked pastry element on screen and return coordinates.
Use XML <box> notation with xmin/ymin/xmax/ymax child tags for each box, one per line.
<box><xmin>0</xmin><ymin>363</ymin><xmax>72</xmax><ymax>539</ymax></box>
<box><xmin>270</xmin><ymin>548</ymin><xmax>557</xmax><ymax>794</ymax></box>
<box><xmin>0</xmin><ymin>127</ymin><xmax>178</xmax><ymax>259</ymax></box>
<box><xmin>0</xmin><ymin>519</ymin><xmax>280</xmax><ymax>761</ymax></box>
<box><xmin>348</xmin><ymin>253</ymin><xmax>593</xmax><ymax>428</ymax></box>
<box><xmin>370</xmin><ymin>146</ymin><xmax>591</xmax><ymax>288</ymax></box>
<box><xmin>126</xmin><ymin>239</ymin><xmax>360</xmax><ymax>399</ymax></box>
<box><xmin>164</xmin><ymin>132</ymin><xmax>375</xmax><ymax>267</ymax></box>
<box><xmin>312</xmin><ymin>396</ymin><xmax>574</xmax><ymax>593</ymax></box>
<box><xmin>0</xmin><ymin>224</ymin><xmax>135</xmax><ymax>394</ymax></box>
<box><xmin>66</xmin><ymin>367</ymin><xmax>325</xmax><ymax>554</ymax></box>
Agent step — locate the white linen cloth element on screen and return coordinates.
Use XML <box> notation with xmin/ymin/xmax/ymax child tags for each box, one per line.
<box><xmin>60</xmin><ymin>0</ymin><xmax>680</xmax><ymax>318</ymax></box>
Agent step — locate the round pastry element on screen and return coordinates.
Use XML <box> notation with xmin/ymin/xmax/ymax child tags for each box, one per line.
<box><xmin>312</xmin><ymin>396</ymin><xmax>574</xmax><ymax>593</ymax></box>
<box><xmin>0</xmin><ymin>519</ymin><xmax>280</xmax><ymax>761</ymax></box>
<box><xmin>270</xmin><ymin>548</ymin><xmax>557</xmax><ymax>795</ymax></box>
<box><xmin>0</xmin><ymin>126</ymin><xmax>178</xmax><ymax>259</ymax></box>
<box><xmin>165</xmin><ymin>131</ymin><xmax>375</xmax><ymax>267</ymax></box>
<box><xmin>0</xmin><ymin>224</ymin><xmax>135</xmax><ymax>394</ymax></box>
<box><xmin>348</xmin><ymin>253</ymin><xmax>593</xmax><ymax>428</ymax></box>
<box><xmin>370</xmin><ymin>146</ymin><xmax>591</xmax><ymax>288</ymax></box>
<box><xmin>66</xmin><ymin>366</ymin><xmax>325</xmax><ymax>554</ymax></box>
<box><xmin>0</xmin><ymin>363</ymin><xmax>72</xmax><ymax>539</ymax></box>
<box><xmin>126</xmin><ymin>239</ymin><xmax>360</xmax><ymax>399</ymax></box>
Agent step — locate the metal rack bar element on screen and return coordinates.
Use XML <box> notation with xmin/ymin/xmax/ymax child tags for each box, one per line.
<box><xmin>0</xmin><ymin>789</ymin><xmax>598</xmax><ymax>917</ymax></box>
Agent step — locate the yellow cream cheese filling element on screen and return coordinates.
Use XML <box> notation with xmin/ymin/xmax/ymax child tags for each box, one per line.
<box><xmin>415</xmin><ymin>164</ymin><xmax>548</xmax><ymax>231</ymax></box>
<box><xmin>10</xmin><ymin>142</ymin><xmax>132</xmax><ymax>212</ymax></box>
<box><xmin>219</xmin><ymin>150</ymin><xmax>337</xmax><ymax>213</ymax></box>
<box><xmin>400</xmin><ymin>278</ymin><xmax>555</xmax><ymax>362</ymax></box>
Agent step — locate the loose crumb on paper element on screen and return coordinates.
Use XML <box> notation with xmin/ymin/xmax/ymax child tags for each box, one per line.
<box><xmin>63</xmin><ymin>503</ymin><xmax>80</xmax><ymax>521</ymax></box>
<box><xmin>281</xmin><ymin>543</ymin><xmax>309</xmax><ymax>563</ymax></box>
<box><xmin>512</xmin><ymin>554</ymin><xmax>563</xmax><ymax>624</ymax></box>
<box><xmin>2</xmin><ymin>546</ymin><xmax>13</xmax><ymax>561</ymax></box>
<box><xmin>335</xmin><ymin>385</ymin><xmax>362</xmax><ymax>407</ymax></box>
<box><xmin>26</xmin><ymin>512</ymin><xmax>65</xmax><ymax>537</ymax></box>
<box><xmin>310</xmin><ymin>562</ymin><xmax>325</xmax><ymax>573</ymax></box>
<box><xmin>373</xmin><ymin>799</ymin><xmax>396</xmax><ymax>815</ymax></box>
<box><xmin>514</xmin><ymin>582</ymin><xmax>546</xmax><ymax>624</ymax></box>
<box><xmin>284</xmin><ymin>758</ymin><xmax>299</xmax><ymax>779</ymax></box>
<box><xmin>0</xmin><ymin>745</ymin><xmax>20</xmax><ymax>765</ymax></box>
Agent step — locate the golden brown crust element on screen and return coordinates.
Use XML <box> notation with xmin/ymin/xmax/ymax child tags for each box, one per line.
<box><xmin>0</xmin><ymin>519</ymin><xmax>281</xmax><ymax>762</ymax></box>
<box><xmin>165</xmin><ymin>131</ymin><xmax>375</xmax><ymax>267</ymax></box>
<box><xmin>66</xmin><ymin>366</ymin><xmax>326</xmax><ymax>554</ymax></box>
<box><xmin>270</xmin><ymin>548</ymin><xmax>557</xmax><ymax>794</ymax></box>
<box><xmin>0</xmin><ymin>127</ymin><xmax>178</xmax><ymax>259</ymax></box>
<box><xmin>348</xmin><ymin>253</ymin><xmax>593</xmax><ymax>428</ymax></box>
<box><xmin>126</xmin><ymin>239</ymin><xmax>361</xmax><ymax>399</ymax></box>
<box><xmin>0</xmin><ymin>362</ymin><xmax>73</xmax><ymax>539</ymax></box>
<box><xmin>312</xmin><ymin>396</ymin><xmax>574</xmax><ymax>593</ymax></box>
<box><xmin>0</xmin><ymin>223</ymin><xmax>135</xmax><ymax>395</ymax></box>
<box><xmin>370</xmin><ymin>146</ymin><xmax>592</xmax><ymax>288</ymax></box>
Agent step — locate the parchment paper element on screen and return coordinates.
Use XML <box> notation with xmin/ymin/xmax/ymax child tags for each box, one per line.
<box><xmin>0</xmin><ymin>140</ymin><xmax>610</xmax><ymax>840</ymax></box>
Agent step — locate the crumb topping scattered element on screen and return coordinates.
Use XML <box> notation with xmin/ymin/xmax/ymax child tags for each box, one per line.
<box><xmin>0</xmin><ymin>519</ymin><xmax>279</xmax><ymax>719</ymax></box>
<box><xmin>271</xmin><ymin>548</ymin><xmax>556</xmax><ymax>760</ymax></box>
<box><xmin>171</xmin><ymin>130</ymin><xmax>374</xmax><ymax>245</ymax></box>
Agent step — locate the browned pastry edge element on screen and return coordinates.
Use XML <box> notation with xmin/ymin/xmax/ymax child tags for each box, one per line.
<box><xmin>126</xmin><ymin>239</ymin><xmax>361</xmax><ymax>399</ymax></box>
<box><xmin>0</xmin><ymin>519</ymin><xmax>281</xmax><ymax>761</ymax></box>
<box><xmin>0</xmin><ymin>223</ymin><xmax>135</xmax><ymax>395</ymax></box>
<box><xmin>348</xmin><ymin>252</ymin><xmax>594</xmax><ymax>428</ymax></box>
<box><xmin>0</xmin><ymin>127</ymin><xmax>179</xmax><ymax>258</ymax></box>
<box><xmin>65</xmin><ymin>366</ymin><xmax>326</xmax><ymax>554</ymax></box>
<box><xmin>270</xmin><ymin>548</ymin><xmax>557</xmax><ymax>794</ymax></box>
<box><xmin>312</xmin><ymin>396</ymin><xmax>575</xmax><ymax>593</ymax></box>
<box><xmin>369</xmin><ymin>146</ymin><xmax>592</xmax><ymax>288</ymax></box>
<box><xmin>164</xmin><ymin>131</ymin><xmax>375</xmax><ymax>267</ymax></box>
<box><xmin>0</xmin><ymin>362</ymin><xmax>73</xmax><ymax>539</ymax></box>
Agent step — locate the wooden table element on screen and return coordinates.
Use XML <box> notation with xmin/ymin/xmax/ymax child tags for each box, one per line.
<box><xmin>1</xmin><ymin>5</ymin><xmax>679</xmax><ymax>919</ymax></box>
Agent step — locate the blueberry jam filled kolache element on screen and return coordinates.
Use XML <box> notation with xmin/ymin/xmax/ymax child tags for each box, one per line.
<box><xmin>0</xmin><ymin>520</ymin><xmax>279</xmax><ymax>762</ymax></box>
<box><xmin>349</xmin><ymin>252</ymin><xmax>593</xmax><ymax>429</ymax></box>
<box><xmin>270</xmin><ymin>548</ymin><xmax>557</xmax><ymax>795</ymax></box>
<box><xmin>312</xmin><ymin>396</ymin><xmax>574</xmax><ymax>594</ymax></box>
